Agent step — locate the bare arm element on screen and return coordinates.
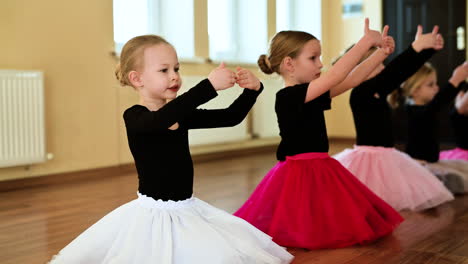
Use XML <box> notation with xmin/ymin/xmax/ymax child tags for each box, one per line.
<box><xmin>455</xmin><ymin>90</ymin><xmax>468</xmax><ymax>115</ymax></box>
<box><xmin>305</xmin><ymin>18</ymin><xmax>382</xmax><ymax>103</ymax></box>
<box><xmin>449</xmin><ymin>62</ymin><xmax>468</xmax><ymax>88</ymax></box>
<box><xmin>333</xmin><ymin>24</ymin><xmax>443</xmax><ymax>99</ymax></box>
<box><xmin>330</xmin><ymin>26</ymin><xmax>393</xmax><ymax>97</ymax></box>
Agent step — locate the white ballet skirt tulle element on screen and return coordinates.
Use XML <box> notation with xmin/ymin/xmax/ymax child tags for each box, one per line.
<box><xmin>334</xmin><ymin>146</ymin><xmax>454</xmax><ymax>211</ymax></box>
<box><xmin>49</xmin><ymin>192</ymin><xmax>293</xmax><ymax>264</ymax></box>
<box><xmin>423</xmin><ymin>160</ymin><xmax>468</xmax><ymax>194</ymax></box>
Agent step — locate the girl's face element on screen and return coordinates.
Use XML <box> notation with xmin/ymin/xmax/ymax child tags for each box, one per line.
<box><xmin>138</xmin><ymin>44</ymin><xmax>182</xmax><ymax>100</ymax></box>
<box><xmin>290</xmin><ymin>39</ymin><xmax>323</xmax><ymax>84</ymax></box>
<box><xmin>412</xmin><ymin>72</ymin><xmax>439</xmax><ymax>104</ymax></box>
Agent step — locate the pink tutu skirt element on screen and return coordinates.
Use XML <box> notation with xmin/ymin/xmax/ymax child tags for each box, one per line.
<box><xmin>440</xmin><ymin>148</ymin><xmax>468</xmax><ymax>161</ymax></box>
<box><xmin>234</xmin><ymin>152</ymin><xmax>403</xmax><ymax>250</ymax></box>
<box><xmin>334</xmin><ymin>146</ymin><xmax>454</xmax><ymax>211</ymax></box>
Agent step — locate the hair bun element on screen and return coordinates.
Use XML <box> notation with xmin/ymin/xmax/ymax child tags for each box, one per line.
<box><xmin>115</xmin><ymin>63</ymin><xmax>128</xmax><ymax>86</ymax></box>
<box><xmin>258</xmin><ymin>54</ymin><xmax>274</xmax><ymax>74</ymax></box>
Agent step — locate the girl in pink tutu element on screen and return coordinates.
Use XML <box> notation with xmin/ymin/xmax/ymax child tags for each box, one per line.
<box><xmin>439</xmin><ymin>90</ymin><xmax>468</xmax><ymax>161</ymax></box>
<box><xmin>393</xmin><ymin>61</ymin><xmax>468</xmax><ymax>194</ymax></box>
<box><xmin>234</xmin><ymin>19</ymin><xmax>403</xmax><ymax>250</ymax></box>
<box><xmin>49</xmin><ymin>35</ymin><xmax>293</xmax><ymax>264</ymax></box>
<box><xmin>334</xmin><ymin>25</ymin><xmax>454</xmax><ymax>211</ymax></box>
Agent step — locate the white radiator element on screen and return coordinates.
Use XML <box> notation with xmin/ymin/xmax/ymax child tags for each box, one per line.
<box><xmin>0</xmin><ymin>70</ymin><xmax>46</xmax><ymax>168</ymax></box>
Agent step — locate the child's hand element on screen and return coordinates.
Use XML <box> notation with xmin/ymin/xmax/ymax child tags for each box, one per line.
<box><xmin>236</xmin><ymin>67</ymin><xmax>261</xmax><ymax>91</ymax></box>
<box><xmin>455</xmin><ymin>91</ymin><xmax>468</xmax><ymax>115</ymax></box>
<box><xmin>363</xmin><ymin>18</ymin><xmax>383</xmax><ymax>47</ymax></box>
<box><xmin>381</xmin><ymin>25</ymin><xmax>395</xmax><ymax>55</ymax></box>
<box><xmin>412</xmin><ymin>25</ymin><xmax>444</xmax><ymax>52</ymax></box>
<box><xmin>449</xmin><ymin>61</ymin><xmax>468</xmax><ymax>88</ymax></box>
<box><xmin>208</xmin><ymin>62</ymin><xmax>237</xmax><ymax>91</ymax></box>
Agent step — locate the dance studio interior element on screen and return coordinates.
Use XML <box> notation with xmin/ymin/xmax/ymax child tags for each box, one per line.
<box><xmin>1</xmin><ymin>0</ymin><xmax>467</xmax><ymax>263</ymax></box>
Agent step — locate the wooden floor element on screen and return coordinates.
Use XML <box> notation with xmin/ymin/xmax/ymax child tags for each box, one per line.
<box><xmin>1</xmin><ymin>144</ymin><xmax>468</xmax><ymax>263</ymax></box>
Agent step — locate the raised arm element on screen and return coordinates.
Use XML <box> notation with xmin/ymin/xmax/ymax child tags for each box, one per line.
<box><xmin>352</xmin><ymin>25</ymin><xmax>442</xmax><ymax>100</ymax></box>
<box><xmin>330</xmin><ymin>26</ymin><xmax>394</xmax><ymax>97</ymax></box>
<box><xmin>374</xmin><ymin>25</ymin><xmax>443</xmax><ymax>95</ymax></box>
<box><xmin>428</xmin><ymin>62</ymin><xmax>468</xmax><ymax>112</ymax></box>
<box><xmin>455</xmin><ymin>90</ymin><xmax>468</xmax><ymax>115</ymax></box>
<box><xmin>305</xmin><ymin>18</ymin><xmax>382</xmax><ymax>102</ymax></box>
<box><xmin>449</xmin><ymin>62</ymin><xmax>468</xmax><ymax>89</ymax></box>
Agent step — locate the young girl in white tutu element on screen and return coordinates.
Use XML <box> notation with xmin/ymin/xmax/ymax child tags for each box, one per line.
<box><xmin>334</xmin><ymin>25</ymin><xmax>454</xmax><ymax>211</ymax></box>
<box><xmin>49</xmin><ymin>35</ymin><xmax>293</xmax><ymax>264</ymax></box>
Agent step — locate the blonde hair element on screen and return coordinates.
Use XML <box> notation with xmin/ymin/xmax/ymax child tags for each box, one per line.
<box><xmin>115</xmin><ymin>35</ymin><xmax>171</xmax><ymax>87</ymax></box>
<box><xmin>258</xmin><ymin>31</ymin><xmax>317</xmax><ymax>75</ymax></box>
<box><xmin>388</xmin><ymin>63</ymin><xmax>436</xmax><ymax>108</ymax></box>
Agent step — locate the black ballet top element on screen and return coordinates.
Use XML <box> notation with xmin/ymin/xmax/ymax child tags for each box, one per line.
<box><xmin>124</xmin><ymin>79</ymin><xmax>263</xmax><ymax>201</ymax></box>
<box><xmin>350</xmin><ymin>46</ymin><xmax>435</xmax><ymax>147</ymax></box>
<box><xmin>275</xmin><ymin>83</ymin><xmax>331</xmax><ymax>161</ymax></box>
<box><xmin>451</xmin><ymin>108</ymin><xmax>468</xmax><ymax>150</ymax></box>
<box><xmin>405</xmin><ymin>82</ymin><xmax>461</xmax><ymax>162</ymax></box>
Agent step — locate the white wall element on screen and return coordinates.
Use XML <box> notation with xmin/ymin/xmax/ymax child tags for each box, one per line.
<box><xmin>252</xmin><ymin>77</ymin><xmax>282</xmax><ymax>138</ymax></box>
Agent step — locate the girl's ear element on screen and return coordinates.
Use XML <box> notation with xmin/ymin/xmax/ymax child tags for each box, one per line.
<box><xmin>128</xmin><ymin>71</ymin><xmax>143</xmax><ymax>88</ymax></box>
<box><xmin>282</xmin><ymin>56</ymin><xmax>294</xmax><ymax>73</ymax></box>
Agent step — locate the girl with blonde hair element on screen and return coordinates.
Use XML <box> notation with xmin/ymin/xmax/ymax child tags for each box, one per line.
<box><xmin>395</xmin><ymin>61</ymin><xmax>468</xmax><ymax>194</ymax></box>
<box><xmin>334</xmin><ymin>25</ymin><xmax>454</xmax><ymax>211</ymax></box>
<box><xmin>50</xmin><ymin>35</ymin><xmax>293</xmax><ymax>264</ymax></box>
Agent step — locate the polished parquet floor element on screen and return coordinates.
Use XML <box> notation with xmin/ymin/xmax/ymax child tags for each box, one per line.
<box><xmin>1</xmin><ymin>143</ymin><xmax>468</xmax><ymax>263</ymax></box>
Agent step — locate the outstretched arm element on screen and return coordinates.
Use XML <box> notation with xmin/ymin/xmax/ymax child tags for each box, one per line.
<box><xmin>428</xmin><ymin>62</ymin><xmax>468</xmax><ymax>112</ymax></box>
<box><xmin>350</xmin><ymin>25</ymin><xmax>443</xmax><ymax>100</ymax></box>
<box><xmin>305</xmin><ymin>18</ymin><xmax>383</xmax><ymax>102</ymax></box>
<box><xmin>375</xmin><ymin>25</ymin><xmax>443</xmax><ymax>96</ymax></box>
<box><xmin>330</xmin><ymin>25</ymin><xmax>394</xmax><ymax>97</ymax></box>
<box><xmin>185</xmin><ymin>68</ymin><xmax>263</xmax><ymax>129</ymax></box>
<box><xmin>124</xmin><ymin>79</ymin><xmax>218</xmax><ymax>133</ymax></box>
<box><xmin>455</xmin><ymin>90</ymin><xmax>468</xmax><ymax>115</ymax></box>
<box><xmin>449</xmin><ymin>62</ymin><xmax>468</xmax><ymax>89</ymax></box>
<box><xmin>124</xmin><ymin>62</ymin><xmax>237</xmax><ymax>133</ymax></box>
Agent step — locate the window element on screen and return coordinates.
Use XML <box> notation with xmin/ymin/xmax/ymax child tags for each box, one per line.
<box><xmin>276</xmin><ymin>0</ymin><xmax>322</xmax><ymax>40</ymax></box>
<box><xmin>113</xmin><ymin>0</ymin><xmax>321</xmax><ymax>63</ymax></box>
<box><xmin>113</xmin><ymin>0</ymin><xmax>195</xmax><ymax>59</ymax></box>
<box><xmin>208</xmin><ymin>0</ymin><xmax>268</xmax><ymax>64</ymax></box>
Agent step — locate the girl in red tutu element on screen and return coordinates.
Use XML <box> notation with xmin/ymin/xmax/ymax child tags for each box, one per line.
<box><xmin>334</xmin><ymin>25</ymin><xmax>454</xmax><ymax>211</ymax></box>
<box><xmin>439</xmin><ymin>90</ymin><xmax>468</xmax><ymax>161</ymax></box>
<box><xmin>234</xmin><ymin>19</ymin><xmax>403</xmax><ymax>250</ymax></box>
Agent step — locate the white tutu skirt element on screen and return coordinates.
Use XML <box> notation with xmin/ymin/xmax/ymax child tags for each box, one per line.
<box><xmin>334</xmin><ymin>146</ymin><xmax>454</xmax><ymax>211</ymax></box>
<box><xmin>49</xmin><ymin>193</ymin><xmax>293</xmax><ymax>264</ymax></box>
<box><xmin>423</xmin><ymin>160</ymin><xmax>468</xmax><ymax>194</ymax></box>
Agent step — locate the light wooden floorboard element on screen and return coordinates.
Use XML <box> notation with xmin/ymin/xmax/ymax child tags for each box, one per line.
<box><xmin>1</xmin><ymin>142</ymin><xmax>467</xmax><ymax>263</ymax></box>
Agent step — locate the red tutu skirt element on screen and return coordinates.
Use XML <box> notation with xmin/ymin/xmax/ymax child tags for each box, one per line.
<box><xmin>234</xmin><ymin>153</ymin><xmax>403</xmax><ymax>250</ymax></box>
<box><xmin>440</xmin><ymin>148</ymin><xmax>468</xmax><ymax>161</ymax></box>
